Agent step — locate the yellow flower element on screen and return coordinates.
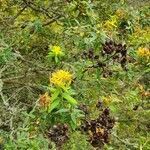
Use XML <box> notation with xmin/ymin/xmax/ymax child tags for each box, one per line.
<box><xmin>50</xmin><ymin>70</ymin><xmax>72</xmax><ymax>87</ymax></box>
<box><xmin>103</xmin><ymin>16</ymin><xmax>118</xmax><ymax>30</ymax></box>
<box><xmin>137</xmin><ymin>47</ymin><xmax>150</xmax><ymax>58</ymax></box>
<box><xmin>51</xmin><ymin>46</ymin><xmax>63</xmax><ymax>56</ymax></box>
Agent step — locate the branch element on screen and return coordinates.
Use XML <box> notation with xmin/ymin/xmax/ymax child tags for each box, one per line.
<box><xmin>22</xmin><ymin>0</ymin><xmax>52</xmax><ymax>19</ymax></box>
<box><xmin>43</xmin><ymin>15</ymin><xmax>62</xmax><ymax>27</ymax></box>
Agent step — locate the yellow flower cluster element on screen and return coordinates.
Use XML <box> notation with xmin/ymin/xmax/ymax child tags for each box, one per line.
<box><xmin>50</xmin><ymin>70</ymin><xmax>72</xmax><ymax>87</ymax></box>
<box><xmin>103</xmin><ymin>16</ymin><xmax>118</xmax><ymax>31</ymax></box>
<box><xmin>51</xmin><ymin>46</ymin><xmax>63</xmax><ymax>56</ymax></box>
<box><xmin>137</xmin><ymin>47</ymin><xmax>150</xmax><ymax>58</ymax></box>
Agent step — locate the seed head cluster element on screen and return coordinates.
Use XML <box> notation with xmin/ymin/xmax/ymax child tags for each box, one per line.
<box><xmin>81</xmin><ymin>101</ymin><xmax>115</xmax><ymax>148</ymax></box>
<box><xmin>47</xmin><ymin>123</ymin><xmax>69</xmax><ymax>147</ymax></box>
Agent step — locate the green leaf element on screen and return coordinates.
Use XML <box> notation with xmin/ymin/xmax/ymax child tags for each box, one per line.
<box><xmin>62</xmin><ymin>92</ymin><xmax>78</xmax><ymax>105</ymax></box>
<box><xmin>47</xmin><ymin>52</ymin><xmax>54</xmax><ymax>58</ymax></box>
<box><xmin>33</xmin><ymin>19</ymin><xmax>43</xmax><ymax>33</ymax></box>
<box><xmin>71</xmin><ymin>113</ymin><xmax>77</xmax><ymax>125</ymax></box>
<box><xmin>73</xmin><ymin>108</ymin><xmax>85</xmax><ymax>118</ymax></box>
<box><xmin>48</xmin><ymin>87</ymin><xmax>56</xmax><ymax>92</ymax></box>
<box><xmin>0</xmin><ymin>79</ymin><xmax>3</xmax><ymax>92</ymax></box>
<box><xmin>55</xmin><ymin>108</ymin><xmax>69</xmax><ymax>114</ymax></box>
<box><xmin>70</xmin><ymin>121</ymin><xmax>76</xmax><ymax>130</ymax></box>
<box><xmin>0</xmin><ymin>47</ymin><xmax>12</xmax><ymax>65</ymax></box>
<box><xmin>51</xmin><ymin>89</ymin><xmax>60</xmax><ymax>101</ymax></box>
<box><xmin>109</xmin><ymin>105</ymin><xmax>118</xmax><ymax>113</ymax></box>
<box><xmin>48</xmin><ymin>99</ymin><xmax>60</xmax><ymax>113</ymax></box>
<box><xmin>68</xmin><ymin>88</ymin><xmax>76</xmax><ymax>95</ymax></box>
<box><xmin>55</xmin><ymin>56</ymin><xmax>58</xmax><ymax>63</ymax></box>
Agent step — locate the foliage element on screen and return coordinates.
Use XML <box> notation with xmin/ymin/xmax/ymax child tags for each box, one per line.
<box><xmin>38</xmin><ymin>69</ymin><xmax>84</xmax><ymax>130</ymax></box>
<box><xmin>0</xmin><ymin>0</ymin><xmax>150</xmax><ymax>149</ymax></box>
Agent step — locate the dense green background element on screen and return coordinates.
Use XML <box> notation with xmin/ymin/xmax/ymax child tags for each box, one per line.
<box><xmin>0</xmin><ymin>0</ymin><xmax>149</xmax><ymax>149</ymax></box>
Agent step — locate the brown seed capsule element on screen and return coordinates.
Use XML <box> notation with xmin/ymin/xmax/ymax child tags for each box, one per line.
<box><xmin>81</xmin><ymin>103</ymin><xmax>115</xmax><ymax>148</ymax></box>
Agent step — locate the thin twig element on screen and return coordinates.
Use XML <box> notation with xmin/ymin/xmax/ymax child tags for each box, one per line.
<box><xmin>43</xmin><ymin>15</ymin><xmax>62</xmax><ymax>26</ymax></box>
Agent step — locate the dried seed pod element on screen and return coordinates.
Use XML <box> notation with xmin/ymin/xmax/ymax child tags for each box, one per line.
<box><xmin>102</xmin><ymin>41</ymin><xmax>115</xmax><ymax>55</ymax></box>
<box><xmin>94</xmin><ymin>55</ymin><xmax>99</xmax><ymax>59</ymax></box>
<box><xmin>97</xmin><ymin>61</ymin><xmax>106</xmax><ymax>68</ymax></box>
<box><xmin>81</xmin><ymin>51</ymin><xmax>88</xmax><ymax>59</ymax></box>
<box><xmin>102</xmin><ymin>40</ymin><xmax>128</xmax><ymax>70</ymax></box>
<box><xmin>81</xmin><ymin>104</ymin><xmax>115</xmax><ymax>148</ymax></box>
<box><xmin>102</xmin><ymin>108</ymin><xmax>110</xmax><ymax>116</ymax></box>
<box><xmin>133</xmin><ymin>105</ymin><xmax>139</xmax><ymax>111</ymax></box>
<box><xmin>78</xmin><ymin>104</ymin><xmax>89</xmax><ymax>115</ymax></box>
<box><xmin>96</xmin><ymin>100</ymin><xmax>103</xmax><ymax>110</ymax></box>
<box><xmin>88</xmin><ymin>48</ymin><xmax>94</xmax><ymax>59</ymax></box>
<box><xmin>47</xmin><ymin>123</ymin><xmax>69</xmax><ymax>147</ymax></box>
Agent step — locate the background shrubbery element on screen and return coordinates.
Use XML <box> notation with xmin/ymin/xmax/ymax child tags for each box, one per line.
<box><xmin>0</xmin><ymin>0</ymin><xmax>149</xmax><ymax>149</ymax></box>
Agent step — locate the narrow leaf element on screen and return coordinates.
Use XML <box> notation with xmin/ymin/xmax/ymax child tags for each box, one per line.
<box><xmin>62</xmin><ymin>93</ymin><xmax>78</xmax><ymax>105</ymax></box>
<box><xmin>51</xmin><ymin>89</ymin><xmax>60</xmax><ymax>101</ymax></box>
<box><xmin>55</xmin><ymin>109</ymin><xmax>69</xmax><ymax>114</ymax></box>
<box><xmin>48</xmin><ymin>99</ymin><xmax>60</xmax><ymax>113</ymax></box>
